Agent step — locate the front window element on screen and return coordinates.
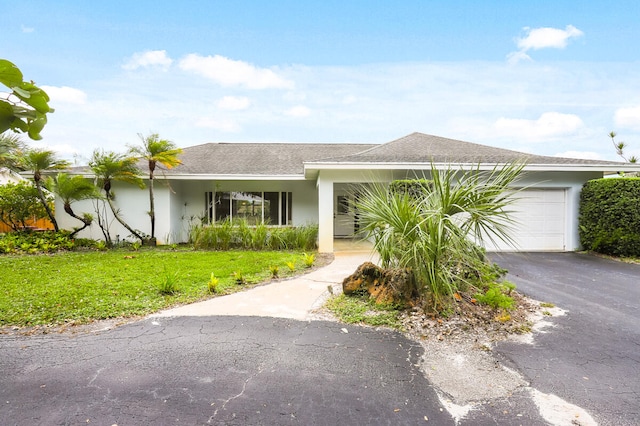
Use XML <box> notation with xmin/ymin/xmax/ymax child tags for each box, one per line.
<box><xmin>206</xmin><ymin>191</ymin><xmax>292</xmax><ymax>225</ymax></box>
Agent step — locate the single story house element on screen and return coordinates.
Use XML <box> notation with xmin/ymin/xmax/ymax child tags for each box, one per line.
<box><xmin>57</xmin><ymin>132</ymin><xmax>640</xmax><ymax>252</ymax></box>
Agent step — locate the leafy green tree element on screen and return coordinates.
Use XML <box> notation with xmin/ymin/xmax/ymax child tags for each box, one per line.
<box><xmin>89</xmin><ymin>149</ymin><xmax>146</xmax><ymax>243</ymax></box>
<box><xmin>355</xmin><ymin>162</ymin><xmax>524</xmax><ymax>310</ymax></box>
<box><xmin>46</xmin><ymin>173</ymin><xmax>98</xmax><ymax>238</ymax></box>
<box><xmin>0</xmin><ymin>133</ymin><xmax>26</xmax><ymax>171</ymax></box>
<box><xmin>0</xmin><ymin>59</ymin><xmax>53</xmax><ymax>140</ymax></box>
<box><xmin>0</xmin><ymin>181</ymin><xmax>49</xmax><ymax>231</ymax></box>
<box><xmin>610</xmin><ymin>131</ymin><xmax>638</xmax><ymax>163</ymax></box>
<box><xmin>129</xmin><ymin>133</ymin><xmax>182</xmax><ymax>241</ymax></box>
<box><xmin>21</xmin><ymin>149</ymin><xmax>70</xmax><ymax>232</ymax></box>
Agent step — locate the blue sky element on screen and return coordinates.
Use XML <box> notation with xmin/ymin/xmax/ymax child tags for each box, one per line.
<box><xmin>3</xmin><ymin>0</ymin><xmax>640</xmax><ymax>162</ymax></box>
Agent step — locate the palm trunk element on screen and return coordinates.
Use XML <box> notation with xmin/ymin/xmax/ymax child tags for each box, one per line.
<box><xmin>34</xmin><ymin>177</ymin><xmax>59</xmax><ymax>232</ymax></box>
<box><xmin>64</xmin><ymin>203</ymin><xmax>91</xmax><ymax>238</ymax></box>
<box><xmin>148</xmin><ymin>161</ymin><xmax>156</xmax><ymax>240</ymax></box>
<box><xmin>149</xmin><ymin>173</ymin><xmax>155</xmax><ymax>239</ymax></box>
<box><xmin>105</xmin><ymin>190</ymin><xmax>144</xmax><ymax>243</ymax></box>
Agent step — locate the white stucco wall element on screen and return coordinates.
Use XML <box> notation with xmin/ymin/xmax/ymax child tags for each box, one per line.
<box><xmin>55</xmin><ymin>180</ymin><xmax>152</xmax><ymax>243</ymax></box>
<box><xmin>56</xmin><ymin>178</ymin><xmax>319</xmax><ymax>244</ymax></box>
<box><xmin>54</xmin><ymin>168</ymin><xmax>602</xmax><ymax>251</ymax></box>
<box><xmin>167</xmin><ymin>179</ymin><xmax>318</xmax><ymax>244</ymax></box>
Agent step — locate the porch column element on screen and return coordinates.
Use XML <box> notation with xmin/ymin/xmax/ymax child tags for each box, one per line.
<box><xmin>317</xmin><ymin>174</ymin><xmax>334</xmax><ymax>253</ymax></box>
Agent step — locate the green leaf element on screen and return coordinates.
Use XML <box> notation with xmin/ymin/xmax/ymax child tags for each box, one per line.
<box><xmin>0</xmin><ymin>59</ymin><xmax>24</xmax><ymax>88</ymax></box>
<box><xmin>12</xmin><ymin>85</ymin><xmax>52</xmax><ymax>114</ymax></box>
<box><xmin>1</xmin><ymin>58</ymin><xmax>52</xmax><ymax>139</ymax></box>
<box><xmin>27</xmin><ymin>114</ymin><xmax>47</xmax><ymax>140</ymax></box>
<box><xmin>11</xmin><ymin>86</ymin><xmax>31</xmax><ymax>98</ymax></box>
<box><xmin>0</xmin><ymin>100</ymin><xmax>14</xmax><ymax>133</ymax></box>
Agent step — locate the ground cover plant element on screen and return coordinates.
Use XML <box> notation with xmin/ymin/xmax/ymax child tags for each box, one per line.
<box><xmin>325</xmin><ymin>293</ymin><xmax>403</xmax><ymax>329</ymax></box>
<box><xmin>0</xmin><ymin>249</ymin><xmax>311</xmax><ymax>327</ymax></box>
<box><xmin>0</xmin><ymin>231</ymin><xmax>78</xmax><ymax>254</ymax></box>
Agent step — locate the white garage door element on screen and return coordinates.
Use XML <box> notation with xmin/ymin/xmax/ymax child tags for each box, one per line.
<box><xmin>484</xmin><ymin>189</ymin><xmax>566</xmax><ymax>252</ymax></box>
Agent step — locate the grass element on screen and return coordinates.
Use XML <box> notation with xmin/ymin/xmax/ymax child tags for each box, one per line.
<box><xmin>324</xmin><ymin>294</ymin><xmax>403</xmax><ymax>329</ymax></box>
<box><xmin>0</xmin><ymin>249</ymin><xmax>310</xmax><ymax>327</ymax></box>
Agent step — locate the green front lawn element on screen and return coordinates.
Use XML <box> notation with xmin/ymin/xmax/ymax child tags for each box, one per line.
<box><xmin>0</xmin><ymin>249</ymin><xmax>308</xmax><ymax>327</ymax></box>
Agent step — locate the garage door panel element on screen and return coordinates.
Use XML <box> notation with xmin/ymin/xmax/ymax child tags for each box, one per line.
<box><xmin>483</xmin><ymin>189</ymin><xmax>566</xmax><ymax>252</ymax></box>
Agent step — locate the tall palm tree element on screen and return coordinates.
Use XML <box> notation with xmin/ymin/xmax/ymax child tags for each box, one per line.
<box><xmin>89</xmin><ymin>149</ymin><xmax>145</xmax><ymax>242</ymax></box>
<box><xmin>46</xmin><ymin>173</ymin><xmax>98</xmax><ymax>238</ymax></box>
<box><xmin>129</xmin><ymin>133</ymin><xmax>182</xmax><ymax>242</ymax></box>
<box><xmin>0</xmin><ymin>133</ymin><xmax>26</xmax><ymax>171</ymax></box>
<box><xmin>21</xmin><ymin>148</ymin><xmax>70</xmax><ymax>231</ymax></box>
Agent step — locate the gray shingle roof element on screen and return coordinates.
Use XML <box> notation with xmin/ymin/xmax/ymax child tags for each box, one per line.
<box><xmin>73</xmin><ymin>133</ymin><xmax>631</xmax><ymax>178</ymax></box>
<box><xmin>168</xmin><ymin>142</ymin><xmax>377</xmax><ymax>175</ymax></box>
<box><xmin>307</xmin><ymin>132</ymin><xmax>626</xmax><ymax>166</ymax></box>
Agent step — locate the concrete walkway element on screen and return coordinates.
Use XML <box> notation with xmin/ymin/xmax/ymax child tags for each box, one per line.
<box><xmin>153</xmin><ymin>246</ymin><xmax>376</xmax><ymax>320</ymax></box>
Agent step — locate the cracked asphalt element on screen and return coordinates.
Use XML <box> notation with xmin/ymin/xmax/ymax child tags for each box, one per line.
<box><xmin>490</xmin><ymin>252</ymin><xmax>640</xmax><ymax>426</ymax></box>
<box><xmin>1</xmin><ymin>317</ymin><xmax>454</xmax><ymax>425</ymax></box>
<box><xmin>1</xmin><ymin>252</ymin><xmax>638</xmax><ymax>425</ymax></box>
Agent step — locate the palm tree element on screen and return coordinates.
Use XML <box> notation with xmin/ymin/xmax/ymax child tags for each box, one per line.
<box><xmin>356</xmin><ymin>161</ymin><xmax>525</xmax><ymax>310</ymax></box>
<box><xmin>89</xmin><ymin>149</ymin><xmax>145</xmax><ymax>243</ymax></box>
<box><xmin>21</xmin><ymin>148</ymin><xmax>70</xmax><ymax>231</ymax></box>
<box><xmin>46</xmin><ymin>173</ymin><xmax>98</xmax><ymax>238</ymax></box>
<box><xmin>0</xmin><ymin>133</ymin><xmax>26</xmax><ymax>171</ymax></box>
<box><xmin>129</xmin><ymin>133</ymin><xmax>182</xmax><ymax>242</ymax></box>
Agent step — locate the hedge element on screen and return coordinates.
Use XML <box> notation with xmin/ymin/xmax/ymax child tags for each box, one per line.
<box><xmin>389</xmin><ymin>179</ymin><xmax>433</xmax><ymax>198</ymax></box>
<box><xmin>579</xmin><ymin>178</ymin><xmax>640</xmax><ymax>256</ymax></box>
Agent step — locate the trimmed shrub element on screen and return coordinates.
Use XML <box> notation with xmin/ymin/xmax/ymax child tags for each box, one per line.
<box><xmin>579</xmin><ymin>178</ymin><xmax>640</xmax><ymax>256</ymax></box>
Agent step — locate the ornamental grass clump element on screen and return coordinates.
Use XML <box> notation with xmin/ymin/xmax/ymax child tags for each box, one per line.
<box><xmin>303</xmin><ymin>252</ymin><xmax>315</xmax><ymax>268</ymax></box>
<box><xmin>269</xmin><ymin>265</ymin><xmax>279</xmax><ymax>278</ymax></box>
<box><xmin>159</xmin><ymin>269</ymin><xmax>180</xmax><ymax>295</ymax></box>
<box><xmin>207</xmin><ymin>273</ymin><xmax>220</xmax><ymax>293</ymax></box>
<box><xmin>189</xmin><ymin>220</ymin><xmax>317</xmax><ymax>251</ymax></box>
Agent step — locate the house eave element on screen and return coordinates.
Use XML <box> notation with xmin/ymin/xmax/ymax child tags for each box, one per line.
<box><xmin>303</xmin><ymin>161</ymin><xmax>640</xmax><ymax>177</ymax></box>
<box><xmin>160</xmin><ymin>173</ymin><xmax>307</xmax><ymax>181</ymax></box>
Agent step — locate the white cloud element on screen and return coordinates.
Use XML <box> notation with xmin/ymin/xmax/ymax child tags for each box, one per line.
<box><xmin>508</xmin><ymin>25</ymin><xmax>583</xmax><ymax>63</ymax></box>
<box><xmin>21</xmin><ymin>25</ymin><xmax>34</xmax><ymax>33</ymax></box>
<box><xmin>517</xmin><ymin>25</ymin><xmax>584</xmax><ymax>51</ymax></box>
<box><xmin>494</xmin><ymin>112</ymin><xmax>584</xmax><ymax>141</ymax></box>
<box><xmin>123</xmin><ymin>50</ymin><xmax>173</xmax><ymax>70</ymax></box>
<box><xmin>614</xmin><ymin>106</ymin><xmax>640</xmax><ymax>130</ymax></box>
<box><xmin>41</xmin><ymin>85</ymin><xmax>87</xmax><ymax>104</ymax></box>
<box><xmin>506</xmin><ymin>50</ymin><xmax>532</xmax><ymax>65</ymax></box>
<box><xmin>35</xmin><ymin>58</ymin><xmax>640</xmax><ymax>163</ymax></box>
<box><xmin>30</xmin><ymin>141</ymin><xmax>79</xmax><ymax>157</ymax></box>
<box><xmin>284</xmin><ymin>105</ymin><xmax>311</xmax><ymax>117</ymax></box>
<box><xmin>179</xmin><ymin>54</ymin><xmax>294</xmax><ymax>90</ymax></box>
<box><xmin>554</xmin><ymin>151</ymin><xmax>603</xmax><ymax>160</ymax></box>
<box><xmin>217</xmin><ymin>96</ymin><xmax>251</xmax><ymax>111</ymax></box>
<box><xmin>195</xmin><ymin>117</ymin><xmax>241</xmax><ymax>132</ymax></box>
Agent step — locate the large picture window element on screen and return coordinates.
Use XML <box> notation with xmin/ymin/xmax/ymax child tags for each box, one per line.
<box><xmin>206</xmin><ymin>191</ymin><xmax>292</xmax><ymax>225</ymax></box>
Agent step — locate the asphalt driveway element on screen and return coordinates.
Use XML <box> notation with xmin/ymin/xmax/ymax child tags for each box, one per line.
<box><xmin>490</xmin><ymin>252</ymin><xmax>640</xmax><ymax>426</ymax></box>
<box><xmin>0</xmin><ymin>317</ymin><xmax>453</xmax><ymax>425</ymax></box>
